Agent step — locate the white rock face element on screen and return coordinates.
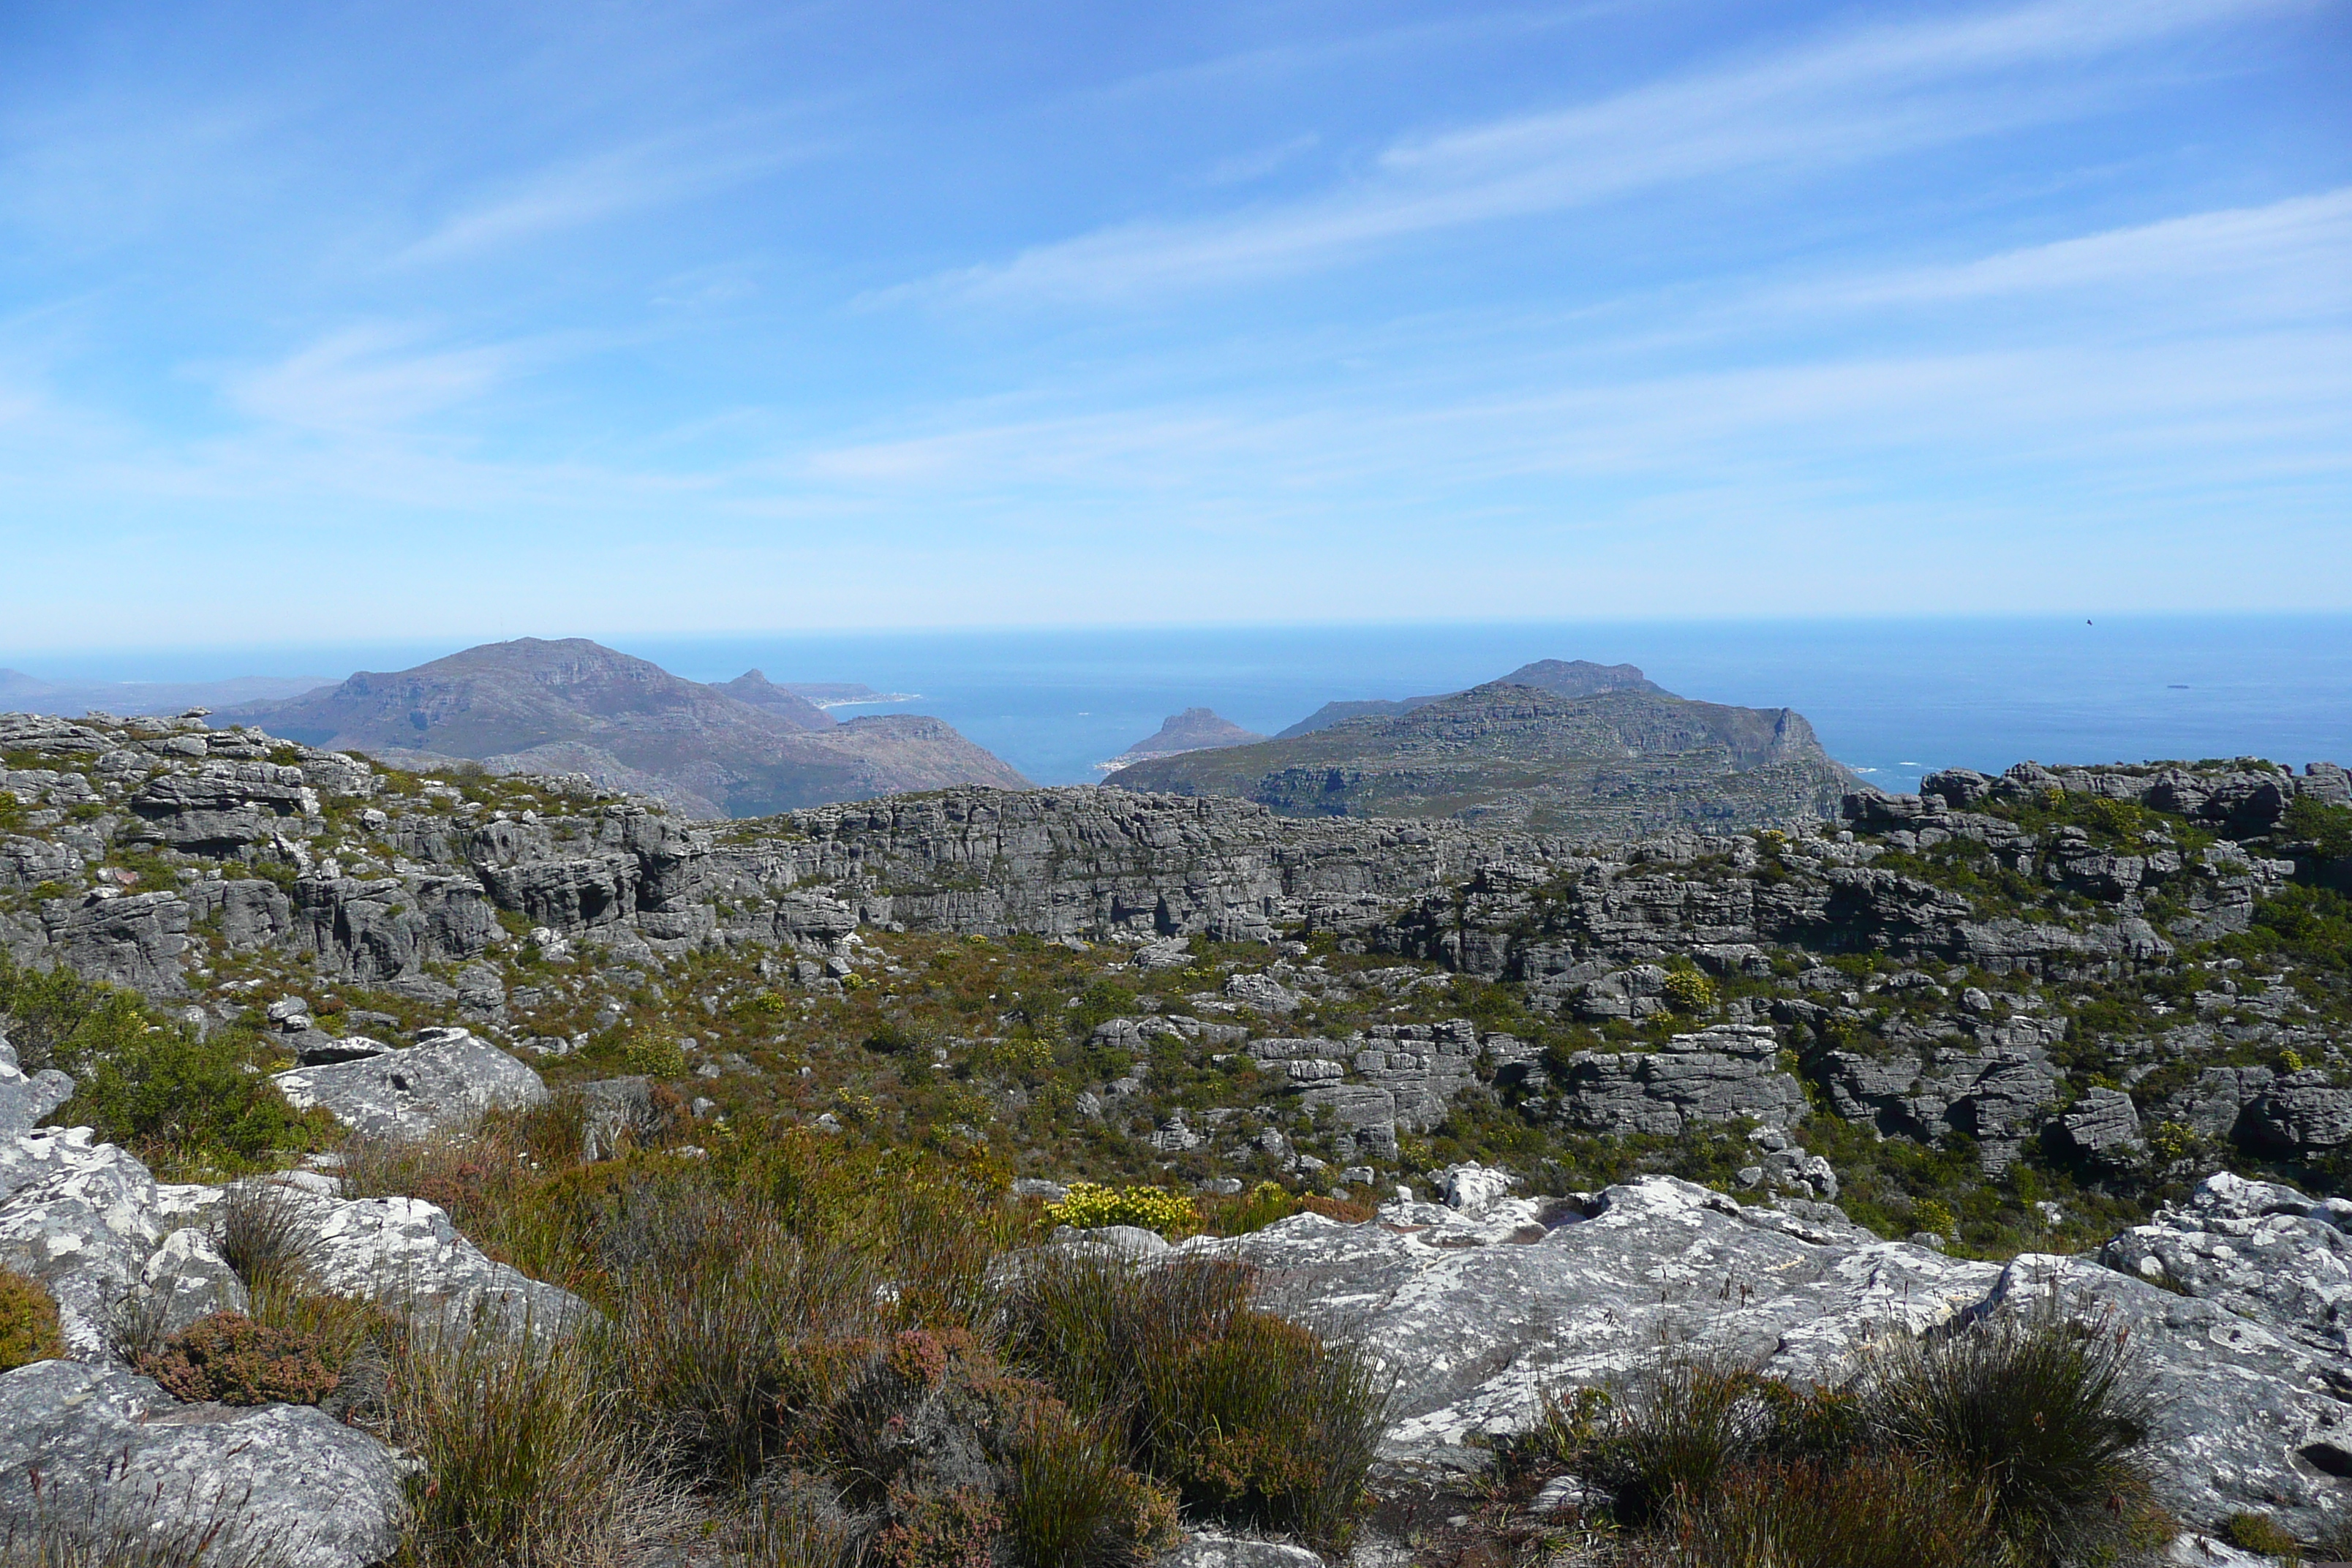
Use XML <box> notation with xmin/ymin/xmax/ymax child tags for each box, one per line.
<box><xmin>0</xmin><ymin>1028</ymin><xmax>581</xmax><ymax>1568</ymax></box>
<box><xmin>290</xmin><ymin>1188</ymin><xmax>587</xmax><ymax>1334</ymax></box>
<box><xmin>134</xmin><ymin>1225</ymin><xmax>249</xmax><ymax>1336</ymax></box>
<box><xmin>0</xmin><ymin>1127</ymin><xmax>164</xmax><ymax>1357</ymax></box>
<box><xmin>271</xmin><ymin>1028</ymin><xmax>546</xmax><ymax>1139</ymax></box>
<box><xmin>1162</xmin><ymin>1532</ymin><xmax>1324</xmax><ymax>1568</ymax></box>
<box><xmin>0</xmin><ymin>1360</ymin><xmax>411</xmax><ymax>1568</ymax></box>
<box><xmin>1439</xmin><ymin>1161</ymin><xmax>1518</xmax><ymax>1215</ymax></box>
<box><xmin>1188</xmin><ymin>1172</ymin><xmax>2352</xmax><ymax>1539</ymax></box>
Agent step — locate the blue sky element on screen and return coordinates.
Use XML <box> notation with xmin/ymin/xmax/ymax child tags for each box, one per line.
<box><xmin>1</xmin><ymin>0</ymin><xmax>2346</xmax><ymax>651</ymax></box>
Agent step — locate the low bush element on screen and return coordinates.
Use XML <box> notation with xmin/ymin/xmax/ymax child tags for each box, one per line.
<box><xmin>137</xmin><ymin>1311</ymin><xmax>339</xmax><ymax>1406</ymax></box>
<box><xmin>1008</xmin><ymin>1403</ymin><xmax>1177</xmax><ymax>1568</ymax></box>
<box><xmin>1861</xmin><ymin>1298</ymin><xmax>2160</xmax><ymax>1566</ymax></box>
<box><xmin>726</xmin><ymin>1489</ymin><xmax>859</xmax><ymax>1568</ymax></box>
<box><xmin>213</xmin><ymin>1179</ymin><xmax>317</xmax><ymax>1293</ymax></box>
<box><xmin>1627</xmin><ymin>1454</ymin><xmax>1988</xmax><ymax>1568</ymax></box>
<box><xmin>619</xmin><ymin>1218</ymin><xmax>880</xmax><ymax>1485</ymax></box>
<box><xmin>1578</xmin><ymin>1347</ymin><xmax>1776</xmax><ymax>1527</ymax></box>
<box><xmin>1</xmin><ymin>954</ymin><xmax>325</xmax><ymax>1172</ymax></box>
<box><xmin>1003</xmin><ymin>1254</ymin><xmax>1384</xmax><ymax>1550</ymax></box>
<box><xmin>0</xmin><ymin>955</ymin><xmax>147</xmax><ymax>1076</ymax></box>
<box><xmin>0</xmin><ymin>1268</ymin><xmax>64</xmax><ymax>1371</ymax></box>
<box><xmin>2224</xmin><ymin>1512</ymin><xmax>2304</xmax><ymax>1560</ymax></box>
<box><xmin>1043</xmin><ymin>1183</ymin><xmax>1197</xmax><ymax>1236</ymax></box>
<box><xmin>1526</xmin><ymin>1301</ymin><xmax>2164</xmax><ymax>1568</ymax></box>
<box><xmin>391</xmin><ymin>1319</ymin><xmax>683</xmax><ymax>1568</ymax></box>
<box><xmin>1659</xmin><ymin>969</ymin><xmax>1718</xmax><ymax>1016</ymax></box>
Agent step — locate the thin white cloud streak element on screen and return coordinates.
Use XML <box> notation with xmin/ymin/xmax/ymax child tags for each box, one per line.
<box><xmin>391</xmin><ymin>132</ymin><xmax>799</xmax><ymax>265</ymax></box>
<box><xmin>1822</xmin><ymin>188</ymin><xmax>2352</xmax><ymax>312</ymax></box>
<box><xmin>898</xmin><ymin>0</ymin><xmax>2292</xmax><ymax>304</ymax></box>
<box><xmin>222</xmin><ymin>323</ymin><xmax>528</xmax><ymax>431</ymax></box>
<box><xmin>801</xmin><ymin>184</ymin><xmax>2352</xmax><ymax>510</ymax></box>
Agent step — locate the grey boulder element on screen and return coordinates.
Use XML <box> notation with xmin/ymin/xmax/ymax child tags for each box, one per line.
<box><xmin>1160</xmin><ymin>1533</ymin><xmax>1323</xmax><ymax>1568</ymax></box>
<box><xmin>271</xmin><ymin>1028</ymin><xmax>546</xmax><ymax>1138</ymax></box>
<box><xmin>289</xmin><ymin>1187</ymin><xmax>589</xmax><ymax>1335</ymax></box>
<box><xmin>132</xmin><ymin>1225</ymin><xmax>250</xmax><ymax>1338</ymax></box>
<box><xmin>0</xmin><ymin>1359</ymin><xmax>409</xmax><ymax>1568</ymax></box>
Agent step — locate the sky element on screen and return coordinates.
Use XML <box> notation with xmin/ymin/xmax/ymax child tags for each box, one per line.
<box><xmin>1</xmin><ymin>0</ymin><xmax>2347</xmax><ymax>652</ymax></box>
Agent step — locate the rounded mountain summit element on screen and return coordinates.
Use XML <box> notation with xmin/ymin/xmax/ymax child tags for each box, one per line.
<box><xmin>1106</xmin><ymin>659</ymin><xmax>1859</xmax><ymax>836</ymax></box>
<box><xmin>219</xmin><ymin>638</ymin><xmax>1028</xmax><ymax>818</ymax></box>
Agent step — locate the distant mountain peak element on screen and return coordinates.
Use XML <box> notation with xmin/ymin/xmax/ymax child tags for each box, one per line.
<box><xmin>219</xmin><ymin>637</ymin><xmax>1025</xmax><ymax>817</ymax></box>
<box><xmin>1117</xmin><ymin>662</ymin><xmax>1858</xmax><ymax>835</ymax></box>
<box><xmin>715</xmin><ymin>670</ymin><xmax>834</xmax><ymax>729</ymax></box>
<box><xmin>1499</xmin><ymin>659</ymin><xmax>1664</xmax><ymax>697</ymax></box>
<box><xmin>1104</xmin><ymin>707</ymin><xmax>1268</xmax><ymax>768</ymax></box>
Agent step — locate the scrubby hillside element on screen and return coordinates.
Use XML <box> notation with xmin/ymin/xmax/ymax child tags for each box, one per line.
<box><xmin>1109</xmin><ymin>680</ymin><xmax>1860</xmax><ymax>834</ymax></box>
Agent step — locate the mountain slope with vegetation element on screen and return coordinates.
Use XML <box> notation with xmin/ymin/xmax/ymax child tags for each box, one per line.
<box><xmin>1111</xmin><ymin>676</ymin><xmax>1860</xmax><ymax>834</ymax></box>
<box><xmin>223</xmin><ymin>638</ymin><xmax>1025</xmax><ymax>817</ymax></box>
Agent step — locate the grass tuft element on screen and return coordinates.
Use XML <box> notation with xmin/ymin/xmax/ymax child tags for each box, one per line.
<box><xmin>391</xmin><ymin>1316</ymin><xmax>685</xmax><ymax>1568</ymax></box>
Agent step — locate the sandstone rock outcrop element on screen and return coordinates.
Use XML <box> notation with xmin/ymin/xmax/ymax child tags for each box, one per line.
<box><xmin>270</xmin><ymin>1027</ymin><xmax>547</xmax><ymax>1139</ymax></box>
<box><xmin>1180</xmin><ymin>1169</ymin><xmax>2352</xmax><ymax>1540</ymax></box>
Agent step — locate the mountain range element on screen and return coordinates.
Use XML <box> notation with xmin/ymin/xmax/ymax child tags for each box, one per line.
<box><xmin>0</xmin><ymin>668</ymin><xmax>333</xmax><ymax>718</ymax></box>
<box><xmin>219</xmin><ymin>638</ymin><xmax>1027</xmax><ymax>818</ymax></box>
<box><xmin>1106</xmin><ymin>660</ymin><xmax>1858</xmax><ymax>835</ymax></box>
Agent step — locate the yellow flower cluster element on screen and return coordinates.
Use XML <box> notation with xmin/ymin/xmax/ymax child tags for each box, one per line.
<box><xmin>1045</xmin><ymin>1182</ymin><xmax>1199</xmax><ymax>1236</ymax></box>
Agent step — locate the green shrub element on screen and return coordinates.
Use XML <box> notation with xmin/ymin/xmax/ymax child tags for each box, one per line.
<box><xmin>619</xmin><ymin>1220</ymin><xmax>879</xmax><ymax>1484</ymax></box>
<box><xmin>1008</xmin><ymin>1403</ymin><xmax>1177</xmax><ymax>1568</ymax></box>
<box><xmin>870</xmin><ymin>1485</ymin><xmax>1000</xmax><ymax>1568</ymax></box>
<box><xmin>1861</xmin><ymin>1300</ymin><xmax>2159</xmax><ymax>1566</ymax></box>
<box><xmin>1632</xmin><ymin>1454</ymin><xmax>1988</xmax><ymax>1568</ymax></box>
<box><xmin>1582</xmin><ymin>1347</ymin><xmax>1774</xmax><ymax>1527</ymax></box>
<box><xmin>0</xmin><ymin>1268</ymin><xmax>64</xmax><ymax>1371</ymax></box>
<box><xmin>0</xmin><ymin>954</ymin><xmax>148</xmax><ymax>1075</ymax></box>
<box><xmin>1142</xmin><ymin>1308</ymin><xmax>1384</xmax><ymax>1543</ymax></box>
<box><xmin>2285</xmin><ymin>796</ymin><xmax>2352</xmax><ymax>860</ymax></box>
<box><xmin>1044</xmin><ymin>1183</ymin><xmax>1197</xmax><ymax>1237</ymax></box>
<box><xmin>1207</xmin><ymin>1180</ymin><xmax>1300</xmax><ymax>1236</ymax></box>
<box><xmin>2224</xmin><ymin>1512</ymin><xmax>2304</xmax><ymax>1561</ymax></box>
<box><xmin>1003</xmin><ymin>1255</ymin><xmax>1384</xmax><ymax>1550</ymax></box>
<box><xmin>137</xmin><ymin>1311</ymin><xmax>340</xmax><ymax>1406</ymax></box>
<box><xmin>730</xmin><ymin>1489</ymin><xmax>859</xmax><ymax>1568</ymax></box>
<box><xmin>621</xmin><ymin>1029</ymin><xmax>688</xmax><ymax>1079</ymax></box>
<box><xmin>1659</xmin><ymin>969</ymin><xmax>1718</xmax><ymax>1016</ymax></box>
<box><xmin>213</xmin><ymin>1179</ymin><xmax>318</xmax><ymax>1293</ymax></box>
<box><xmin>52</xmin><ymin>1016</ymin><xmax>325</xmax><ymax>1170</ymax></box>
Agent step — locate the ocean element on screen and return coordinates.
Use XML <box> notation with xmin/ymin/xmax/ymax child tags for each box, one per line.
<box><xmin>14</xmin><ymin>616</ymin><xmax>2348</xmax><ymax>796</ymax></box>
<box><xmin>636</xmin><ymin>615</ymin><xmax>2351</xmax><ymax>794</ymax></box>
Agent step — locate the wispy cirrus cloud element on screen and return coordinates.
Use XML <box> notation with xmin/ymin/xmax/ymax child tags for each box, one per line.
<box><xmin>1826</xmin><ymin>187</ymin><xmax>2352</xmax><ymax>314</ymax></box>
<box><xmin>894</xmin><ymin>0</ymin><xmax>2293</xmax><ymax>306</ymax></box>
<box><xmin>221</xmin><ymin>322</ymin><xmax>532</xmax><ymax>431</ymax></box>
<box><xmin>391</xmin><ymin>128</ymin><xmax>801</xmax><ymax>267</ymax></box>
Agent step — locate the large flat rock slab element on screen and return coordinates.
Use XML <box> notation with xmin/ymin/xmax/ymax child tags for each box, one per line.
<box><xmin>271</xmin><ymin>1028</ymin><xmax>545</xmax><ymax>1138</ymax></box>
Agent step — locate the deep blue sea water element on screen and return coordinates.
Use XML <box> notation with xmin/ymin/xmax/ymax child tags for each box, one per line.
<box><xmin>15</xmin><ymin>617</ymin><xmax>2349</xmax><ymax>796</ymax></box>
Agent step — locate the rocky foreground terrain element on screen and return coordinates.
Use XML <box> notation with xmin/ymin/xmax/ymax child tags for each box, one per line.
<box><xmin>3</xmin><ymin>702</ymin><xmax>2352</xmax><ymax>1562</ymax></box>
